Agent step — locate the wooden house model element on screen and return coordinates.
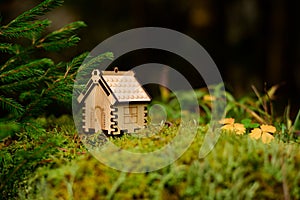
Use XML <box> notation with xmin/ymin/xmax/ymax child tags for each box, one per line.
<box><xmin>77</xmin><ymin>68</ymin><xmax>151</xmax><ymax>135</ymax></box>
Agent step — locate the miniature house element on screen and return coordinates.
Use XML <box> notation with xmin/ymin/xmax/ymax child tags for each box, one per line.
<box><xmin>77</xmin><ymin>67</ymin><xmax>151</xmax><ymax>135</ymax></box>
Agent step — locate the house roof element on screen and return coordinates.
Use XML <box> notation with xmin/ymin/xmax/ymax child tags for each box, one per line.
<box><xmin>77</xmin><ymin>68</ymin><xmax>151</xmax><ymax>104</ymax></box>
<box><xmin>102</xmin><ymin>72</ymin><xmax>151</xmax><ymax>102</ymax></box>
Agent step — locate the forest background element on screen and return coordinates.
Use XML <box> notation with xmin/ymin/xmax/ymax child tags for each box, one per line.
<box><xmin>1</xmin><ymin>0</ymin><xmax>299</xmax><ymax>118</ymax></box>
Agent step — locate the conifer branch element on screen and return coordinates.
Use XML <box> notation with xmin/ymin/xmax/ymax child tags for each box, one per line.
<box><xmin>0</xmin><ymin>0</ymin><xmax>111</xmax><ymax>133</ymax></box>
<box><xmin>0</xmin><ymin>59</ymin><xmax>53</xmax><ymax>82</ymax></box>
<box><xmin>0</xmin><ymin>20</ymin><xmax>51</xmax><ymax>39</ymax></box>
<box><xmin>36</xmin><ymin>35</ymin><xmax>81</xmax><ymax>51</ymax></box>
<box><xmin>0</xmin><ymin>78</ymin><xmax>41</xmax><ymax>93</ymax></box>
<box><xmin>64</xmin><ymin>52</ymin><xmax>89</xmax><ymax>78</ymax></box>
<box><xmin>4</xmin><ymin>0</ymin><xmax>63</xmax><ymax>28</ymax></box>
<box><xmin>79</xmin><ymin>52</ymin><xmax>114</xmax><ymax>73</ymax></box>
<box><xmin>0</xmin><ymin>95</ymin><xmax>24</xmax><ymax>115</ymax></box>
<box><xmin>0</xmin><ymin>43</ymin><xmax>22</xmax><ymax>54</ymax></box>
<box><xmin>40</xmin><ymin>21</ymin><xmax>87</xmax><ymax>42</ymax></box>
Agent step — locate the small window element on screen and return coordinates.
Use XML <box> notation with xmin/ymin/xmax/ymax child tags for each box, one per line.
<box><xmin>124</xmin><ymin>106</ymin><xmax>137</xmax><ymax>115</ymax></box>
<box><xmin>124</xmin><ymin>116</ymin><xmax>137</xmax><ymax>124</ymax></box>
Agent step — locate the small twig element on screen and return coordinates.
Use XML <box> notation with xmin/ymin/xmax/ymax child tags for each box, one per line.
<box><xmin>234</xmin><ymin>102</ymin><xmax>266</xmax><ymax>124</ymax></box>
<box><xmin>264</xmin><ymin>83</ymin><xmax>274</xmax><ymax>122</ymax></box>
<box><xmin>263</xmin><ymin>83</ymin><xmax>269</xmax><ymax>114</ymax></box>
<box><xmin>251</xmin><ymin>85</ymin><xmax>268</xmax><ymax>113</ymax></box>
<box><xmin>64</xmin><ymin>65</ymin><xmax>72</xmax><ymax>79</ymax></box>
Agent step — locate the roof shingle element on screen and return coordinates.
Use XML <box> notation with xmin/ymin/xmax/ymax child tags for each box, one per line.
<box><xmin>102</xmin><ymin>72</ymin><xmax>151</xmax><ymax>102</ymax></box>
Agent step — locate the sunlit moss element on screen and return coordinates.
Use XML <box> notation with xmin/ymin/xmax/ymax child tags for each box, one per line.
<box><xmin>21</xmin><ymin>119</ymin><xmax>300</xmax><ymax>199</ymax></box>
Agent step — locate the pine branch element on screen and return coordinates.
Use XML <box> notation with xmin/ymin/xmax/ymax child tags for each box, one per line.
<box><xmin>0</xmin><ymin>0</ymin><xmax>94</xmax><ymax>124</ymax></box>
<box><xmin>36</xmin><ymin>35</ymin><xmax>81</xmax><ymax>51</ymax></box>
<box><xmin>0</xmin><ymin>54</ymin><xmax>27</xmax><ymax>73</ymax></box>
<box><xmin>0</xmin><ymin>77</ymin><xmax>42</xmax><ymax>93</ymax></box>
<box><xmin>17</xmin><ymin>83</ymin><xmax>57</xmax><ymax>121</ymax></box>
<box><xmin>67</xmin><ymin>52</ymin><xmax>89</xmax><ymax>70</ymax></box>
<box><xmin>0</xmin><ymin>43</ymin><xmax>22</xmax><ymax>55</ymax></box>
<box><xmin>0</xmin><ymin>43</ymin><xmax>28</xmax><ymax>72</ymax></box>
<box><xmin>79</xmin><ymin>52</ymin><xmax>114</xmax><ymax>73</ymax></box>
<box><xmin>35</xmin><ymin>21</ymin><xmax>87</xmax><ymax>51</ymax></box>
<box><xmin>0</xmin><ymin>1</ymin><xmax>95</xmax><ymax>197</ymax></box>
<box><xmin>63</xmin><ymin>52</ymin><xmax>89</xmax><ymax>78</ymax></box>
<box><xmin>3</xmin><ymin>0</ymin><xmax>63</xmax><ymax>28</ymax></box>
<box><xmin>41</xmin><ymin>21</ymin><xmax>87</xmax><ymax>42</ymax></box>
<box><xmin>0</xmin><ymin>58</ymin><xmax>53</xmax><ymax>83</ymax></box>
<box><xmin>0</xmin><ymin>20</ymin><xmax>51</xmax><ymax>39</ymax></box>
<box><xmin>0</xmin><ymin>95</ymin><xmax>24</xmax><ymax>115</ymax></box>
<box><xmin>76</xmin><ymin>52</ymin><xmax>114</xmax><ymax>84</ymax></box>
<box><xmin>48</xmin><ymin>80</ymin><xmax>73</xmax><ymax>102</ymax></box>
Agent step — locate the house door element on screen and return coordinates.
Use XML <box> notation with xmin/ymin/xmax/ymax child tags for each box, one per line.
<box><xmin>95</xmin><ymin>106</ymin><xmax>104</xmax><ymax>131</ymax></box>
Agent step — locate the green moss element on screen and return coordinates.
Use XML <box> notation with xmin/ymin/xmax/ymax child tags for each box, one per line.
<box><xmin>18</xmin><ymin>120</ymin><xmax>300</xmax><ymax>199</ymax></box>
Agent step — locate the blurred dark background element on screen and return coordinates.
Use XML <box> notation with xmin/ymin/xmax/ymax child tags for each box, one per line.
<box><xmin>1</xmin><ymin>0</ymin><xmax>299</xmax><ymax>117</ymax></box>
